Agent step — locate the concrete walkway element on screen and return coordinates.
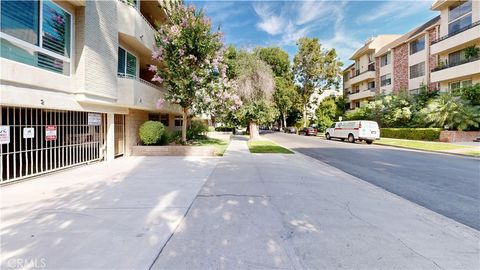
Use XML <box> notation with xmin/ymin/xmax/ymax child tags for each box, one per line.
<box><xmin>0</xmin><ymin>156</ymin><xmax>219</xmax><ymax>269</ymax></box>
<box><xmin>151</xmin><ymin>137</ymin><xmax>479</xmax><ymax>269</ymax></box>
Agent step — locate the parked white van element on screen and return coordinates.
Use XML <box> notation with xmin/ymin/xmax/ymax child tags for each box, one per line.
<box><xmin>325</xmin><ymin>121</ymin><xmax>380</xmax><ymax>144</ymax></box>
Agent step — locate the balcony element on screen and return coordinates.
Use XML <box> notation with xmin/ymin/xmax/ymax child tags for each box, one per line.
<box><xmin>431</xmin><ymin>56</ymin><xmax>480</xmax><ymax>83</ymax></box>
<box><xmin>117</xmin><ymin>74</ymin><xmax>181</xmax><ymax>114</ymax></box>
<box><xmin>349</xmin><ymin>69</ymin><xmax>375</xmax><ymax>85</ymax></box>
<box><xmin>117</xmin><ymin>0</ymin><xmax>157</xmax><ymax>53</ymax></box>
<box><xmin>347</xmin><ymin>89</ymin><xmax>376</xmax><ymax>101</ymax></box>
<box><xmin>431</xmin><ymin>21</ymin><xmax>480</xmax><ymax>54</ymax></box>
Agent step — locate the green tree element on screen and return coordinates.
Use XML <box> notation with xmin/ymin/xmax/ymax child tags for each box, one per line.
<box><xmin>254</xmin><ymin>47</ymin><xmax>290</xmax><ymax>77</ymax></box>
<box><xmin>452</xmin><ymin>83</ymin><xmax>480</xmax><ymax>106</ymax></box>
<box><xmin>234</xmin><ymin>51</ymin><xmax>277</xmax><ymax>140</ymax></box>
<box><xmin>151</xmin><ymin>4</ymin><xmax>225</xmax><ymax>143</ymax></box>
<box><xmin>293</xmin><ymin>37</ymin><xmax>342</xmax><ymax>127</ymax></box>
<box><xmin>255</xmin><ymin>47</ymin><xmax>297</xmax><ymax>129</ymax></box>
<box><xmin>421</xmin><ymin>93</ymin><xmax>480</xmax><ymax>131</ymax></box>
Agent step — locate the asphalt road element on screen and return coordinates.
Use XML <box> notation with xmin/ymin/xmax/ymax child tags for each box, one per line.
<box><xmin>264</xmin><ymin>132</ymin><xmax>480</xmax><ymax>230</ymax></box>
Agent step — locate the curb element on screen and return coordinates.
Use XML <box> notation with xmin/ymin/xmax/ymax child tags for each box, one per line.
<box><xmin>373</xmin><ymin>142</ymin><xmax>480</xmax><ymax>159</ymax></box>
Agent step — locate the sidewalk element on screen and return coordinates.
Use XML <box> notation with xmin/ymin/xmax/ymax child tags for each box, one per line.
<box><xmin>152</xmin><ymin>137</ymin><xmax>479</xmax><ymax>269</ymax></box>
<box><xmin>0</xmin><ymin>156</ymin><xmax>219</xmax><ymax>269</ymax></box>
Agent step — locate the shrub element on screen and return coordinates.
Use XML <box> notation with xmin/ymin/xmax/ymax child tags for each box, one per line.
<box><xmin>187</xmin><ymin>120</ymin><xmax>209</xmax><ymax>140</ymax></box>
<box><xmin>380</xmin><ymin>128</ymin><xmax>442</xmax><ymax>141</ymax></box>
<box><xmin>139</xmin><ymin>121</ymin><xmax>165</xmax><ymax>145</ymax></box>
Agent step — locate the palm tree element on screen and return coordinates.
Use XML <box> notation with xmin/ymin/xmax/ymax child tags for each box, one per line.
<box><xmin>422</xmin><ymin>93</ymin><xmax>480</xmax><ymax>131</ymax></box>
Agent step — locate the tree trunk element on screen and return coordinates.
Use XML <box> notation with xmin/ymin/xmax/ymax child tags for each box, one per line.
<box><xmin>249</xmin><ymin>122</ymin><xmax>260</xmax><ymax>141</ymax></box>
<box><xmin>279</xmin><ymin>113</ymin><xmax>284</xmax><ymax>130</ymax></box>
<box><xmin>283</xmin><ymin>112</ymin><xmax>287</xmax><ymax>129</ymax></box>
<box><xmin>182</xmin><ymin>107</ymin><xmax>188</xmax><ymax>143</ymax></box>
<box><xmin>303</xmin><ymin>104</ymin><xmax>307</xmax><ymax>128</ymax></box>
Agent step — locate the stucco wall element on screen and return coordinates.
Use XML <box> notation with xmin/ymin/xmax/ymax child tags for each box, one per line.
<box><xmin>393</xmin><ymin>44</ymin><xmax>409</xmax><ymax>93</ymax></box>
<box><xmin>125</xmin><ymin>109</ymin><xmax>149</xmax><ymax>156</ymax></box>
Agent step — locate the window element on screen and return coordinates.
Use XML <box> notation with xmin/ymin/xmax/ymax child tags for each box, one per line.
<box><xmin>160</xmin><ymin>114</ymin><xmax>169</xmax><ymax>126</ymax></box>
<box><xmin>380</xmin><ymin>53</ymin><xmax>391</xmax><ymax>67</ymax></box>
<box><xmin>449</xmin><ymin>80</ymin><xmax>472</xmax><ymax>91</ymax></box>
<box><xmin>449</xmin><ymin>1</ymin><xmax>472</xmax><ymax>34</ymax></box>
<box><xmin>355</xmin><ymin>102</ymin><xmax>360</xmax><ymax>108</ymax></box>
<box><xmin>117</xmin><ymin>47</ymin><xmax>137</xmax><ymax>77</ymax></box>
<box><xmin>148</xmin><ymin>113</ymin><xmax>160</xmax><ymax>121</ymax></box>
<box><xmin>381</xmin><ymin>74</ymin><xmax>392</xmax><ymax>86</ymax></box>
<box><xmin>368</xmin><ymin>81</ymin><xmax>375</xmax><ymax>90</ymax></box>
<box><xmin>174</xmin><ymin>116</ymin><xmax>183</xmax><ymax>127</ymax></box>
<box><xmin>448</xmin><ymin>49</ymin><xmax>467</xmax><ymax>66</ymax></box>
<box><xmin>410</xmin><ymin>62</ymin><xmax>425</xmax><ymax>79</ymax></box>
<box><xmin>0</xmin><ymin>0</ymin><xmax>72</xmax><ymax>75</ymax></box>
<box><xmin>409</xmin><ymin>36</ymin><xmax>425</xmax><ymax>55</ymax></box>
<box><xmin>368</xmin><ymin>53</ymin><xmax>374</xmax><ymax>63</ymax></box>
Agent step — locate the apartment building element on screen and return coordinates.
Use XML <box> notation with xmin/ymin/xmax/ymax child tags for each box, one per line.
<box><xmin>342</xmin><ymin>35</ymin><xmax>401</xmax><ymax>110</ymax></box>
<box><xmin>430</xmin><ymin>0</ymin><xmax>480</xmax><ymax>91</ymax></box>
<box><xmin>374</xmin><ymin>16</ymin><xmax>440</xmax><ymax>95</ymax></box>
<box><xmin>0</xmin><ymin>0</ymin><xmax>182</xmax><ymax>182</ymax></box>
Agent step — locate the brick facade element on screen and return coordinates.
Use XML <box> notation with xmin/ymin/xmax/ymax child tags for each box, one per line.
<box><xmin>428</xmin><ymin>28</ymin><xmax>439</xmax><ymax>91</ymax></box>
<box><xmin>393</xmin><ymin>44</ymin><xmax>408</xmax><ymax>93</ymax></box>
<box><xmin>374</xmin><ymin>58</ymin><xmax>381</xmax><ymax>94</ymax></box>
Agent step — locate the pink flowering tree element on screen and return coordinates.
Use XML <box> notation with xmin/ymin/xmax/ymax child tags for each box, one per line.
<box><xmin>149</xmin><ymin>4</ymin><xmax>236</xmax><ymax>143</ymax></box>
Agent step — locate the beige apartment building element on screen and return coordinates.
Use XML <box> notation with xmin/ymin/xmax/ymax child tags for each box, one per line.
<box><xmin>430</xmin><ymin>0</ymin><xmax>480</xmax><ymax>91</ymax></box>
<box><xmin>343</xmin><ymin>0</ymin><xmax>480</xmax><ymax>110</ymax></box>
<box><xmin>0</xmin><ymin>0</ymin><xmax>182</xmax><ymax>182</ymax></box>
<box><xmin>342</xmin><ymin>35</ymin><xmax>401</xmax><ymax>110</ymax></box>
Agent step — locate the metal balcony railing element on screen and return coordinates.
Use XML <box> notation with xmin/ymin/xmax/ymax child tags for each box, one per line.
<box><xmin>117</xmin><ymin>73</ymin><xmax>163</xmax><ymax>91</ymax></box>
<box><xmin>351</xmin><ymin>66</ymin><xmax>375</xmax><ymax>79</ymax></box>
<box><xmin>432</xmin><ymin>55</ymin><xmax>480</xmax><ymax>72</ymax></box>
<box><xmin>431</xmin><ymin>20</ymin><xmax>480</xmax><ymax>45</ymax></box>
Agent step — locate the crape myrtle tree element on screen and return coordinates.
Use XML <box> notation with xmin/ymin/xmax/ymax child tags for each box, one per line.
<box><xmin>255</xmin><ymin>47</ymin><xmax>298</xmax><ymax>129</ymax></box>
<box><xmin>293</xmin><ymin>37</ymin><xmax>342</xmax><ymax>128</ymax></box>
<box><xmin>234</xmin><ymin>51</ymin><xmax>277</xmax><ymax>140</ymax></box>
<box><xmin>150</xmin><ymin>4</ymin><xmax>239</xmax><ymax>143</ymax></box>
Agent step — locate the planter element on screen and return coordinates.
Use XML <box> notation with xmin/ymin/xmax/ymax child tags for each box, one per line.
<box><xmin>439</xmin><ymin>131</ymin><xmax>480</xmax><ymax>143</ymax></box>
<box><xmin>131</xmin><ymin>145</ymin><xmax>216</xmax><ymax>156</ymax></box>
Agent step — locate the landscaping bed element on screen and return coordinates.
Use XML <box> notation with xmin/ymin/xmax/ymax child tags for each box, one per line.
<box><xmin>248</xmin><ymin>140</ymin><xmax>293</xmax><ymax>154</ymax></box>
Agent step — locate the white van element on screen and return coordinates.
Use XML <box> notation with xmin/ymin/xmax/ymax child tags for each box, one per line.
<box><xmin>325</xmin><ymin>121</ymin><xmax>380</xmax><ymax>144</ymax></box>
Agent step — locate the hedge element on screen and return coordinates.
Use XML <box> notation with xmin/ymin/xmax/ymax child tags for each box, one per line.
<box><xmin>380</xmin><ymin>128</ymin><xmax>442</xmax><ymax>141</ymax></box>
<box><xmin>139</xmin><ymin>121</ymin><xmax>165</xmax><ymax>145</ymax></box>
<box><xmin>214</xmin><ymin>126</ymin><xmax>235</xmax><ymax>132</ymax></box>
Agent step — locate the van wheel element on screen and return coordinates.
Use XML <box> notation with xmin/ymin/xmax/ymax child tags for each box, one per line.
<box><xmin>366</xmin><ymin>140</ymin><xmax>373</xmax><ymax>145</ymax></box>
<box><xmin>325</xmin><ymin>133</ymin><xmax>331</xmax><ymax>140</ymax></box>
<box><xmin>348</xmin><ymin>134</ymin><xmax>355</xmax><ymax>143</ymax></box>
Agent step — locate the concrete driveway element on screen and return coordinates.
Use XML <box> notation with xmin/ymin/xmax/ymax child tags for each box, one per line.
<box><xmin>0</xmin><ymin>156</ymin><xmax>219</xmax><ymax>269</ymax></box>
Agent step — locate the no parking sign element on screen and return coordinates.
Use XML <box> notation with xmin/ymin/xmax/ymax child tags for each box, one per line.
<box><xmin>45</xmin><ymin>125</ymin><xmax>57</xmax><ymax>141</ymax></box>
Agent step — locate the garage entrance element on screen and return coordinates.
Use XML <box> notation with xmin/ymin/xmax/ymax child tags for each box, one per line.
<box><xmin>0</xmin><ymin>106</ymin><xmax>106</xmax><ymax>183</ymax></box>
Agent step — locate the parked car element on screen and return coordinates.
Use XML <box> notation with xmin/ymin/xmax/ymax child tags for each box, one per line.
<box><xmin>325</xmin><ymin>120</ymin><xmax>380</xmax><ymax>144</ymax></box>
<box><xmin>299</xmin><ymin>127</ymin><xmax>318</xmax><ymax>136</ymax></box>
<box><xmin>271</xmin><ymin>126</ymin><xmax>280</xmax><ymax>131</ymax></box>
<box><xmin>284</xmin><ymin>127</ymin><xmax>297</xmax><ymax>133</ymax></box>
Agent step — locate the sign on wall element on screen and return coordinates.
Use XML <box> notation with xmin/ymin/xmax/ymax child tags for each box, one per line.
<box><xmin>23</xmin><ymin>127</ymin><xmax>35</xmax><ymax>139</ymax></box>
<box><xmin>88</xmin><ymin>113</ymin><xmax>102</xmax><ymax>126</ymax></box>
<box><xmin>0</xmin><ymin>126</ymin><xmax>10</xmax><ymax>144</ymax></box>
<box><xmin>45</xmin><ymin>125</ymin><xmax>57</xmax><ymax>141</ymax></box>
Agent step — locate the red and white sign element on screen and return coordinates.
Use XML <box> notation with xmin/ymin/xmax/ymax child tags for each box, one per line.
<box><xmin>45</xmin><ymin>125</ymin><xmax>57</xmax><ymax>141</ymax></box>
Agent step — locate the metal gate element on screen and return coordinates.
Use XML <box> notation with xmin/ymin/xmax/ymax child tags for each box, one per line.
<box><xmin>0</xmin><ymin>106</ymin><xmax>106</xmax><ymax>183</ymax></box>
<box><xmin>114</xmin><ymin>114</ymin><xmax>125</xmax><ymax>157</ymax></box>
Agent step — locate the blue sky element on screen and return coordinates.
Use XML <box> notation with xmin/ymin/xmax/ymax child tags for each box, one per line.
<box><xmin>190</xmin><ymin>1</ymin><xmax>438</xmax><ymax>65</ymax></box>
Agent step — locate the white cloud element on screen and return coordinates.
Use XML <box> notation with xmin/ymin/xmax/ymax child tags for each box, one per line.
<box><xmin>253</xmin><ymin>3</ymin><xmax>287</xmax><ymax>35</ymax></box>
<box><xmin>295</xmin><ymin>1</ymin><xmax>333</xmax><ymax>26</ymax></box>
<box><xmin>356</xmin><ymin>1</ymin><xmax>432</xmax><ymax>24</ymax></box>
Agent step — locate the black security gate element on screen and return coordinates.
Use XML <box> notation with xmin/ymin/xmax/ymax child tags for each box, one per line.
<box><xmin>0</xmin><ymin>106</ymin><xmax>106</xmax><ymax>183</ymax></box>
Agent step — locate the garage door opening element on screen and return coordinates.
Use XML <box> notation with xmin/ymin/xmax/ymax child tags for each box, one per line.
<box><xmin>0</xmin><ymin>106</ymin><xmax>106</xmax><ymax>183</ymax></box>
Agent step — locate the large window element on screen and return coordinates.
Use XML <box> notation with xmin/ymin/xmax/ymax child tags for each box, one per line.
<box><xmin>410</xmin><ymin>62</ymin><xmax>425</xmax><ymax>79</ymax></box>
<box><xmin>449</xmin><ymin>1</ymin><xmax>472</xmax><ymax>34</ymax></box>
<box><xmin>448</xmin><ymin>49</ymin><xmax>467</xmax><ymax>66</ymax></box>
<box><xmin>117</xmin><ymin>47</ymin><xmax>137</xmax><ymax>78</ymax></box>
<box><xmin>367</xmin><ymin>81</ymin><xmax>375</xmax><ymax>90</ymax></box>
<box><xmin>449</xmin><ymin>80</ymin><xmax>472</xmax><ymax>91</ymax></box>
<box><xmin>380</xmin><ymin>53</ymin><xmax>391</xmax><ymax>67</ymax></box>
<box><xmin>409</xmin><ymin>36</ymin><xmax>425</xmax><ymax>55</ymax></box>
<box><xmin>381</xmin><ymin>74</ymin><xmax>391</xmax><ymax>86</ymax></box>
<box><xmin>0</xmin><ymin>0</ymin><xmax>72</xmax><ymax>75</ymax></box>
